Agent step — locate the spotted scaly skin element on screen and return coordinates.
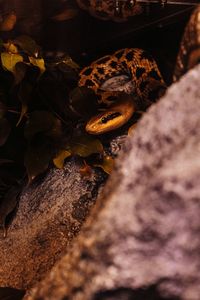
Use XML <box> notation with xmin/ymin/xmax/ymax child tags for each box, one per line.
<box><xmin>174</xmin><ymin>5</ymin><xmax>200</xmax><ymax>81</ymax></box>
<box><xmin>76</xmin><ymin>0</ymin><xmax>143</xmax><ymax>22</ymax></box>
<box><xmin>79</xmin><ymin>48</ymin><xmax>166</xmax><ymax>134</ymax></box>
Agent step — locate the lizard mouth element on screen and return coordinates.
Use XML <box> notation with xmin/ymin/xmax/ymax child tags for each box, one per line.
<box><xmin>85</xmin><ymin>95</ymin><xmax>136</xmax><ymax>135</ymax></box>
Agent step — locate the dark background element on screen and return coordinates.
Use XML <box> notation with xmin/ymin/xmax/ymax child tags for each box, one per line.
<box><xmin>1</xmin><ymin>0</ymin><xmax>198</xmax><ymax>83</ymax></box>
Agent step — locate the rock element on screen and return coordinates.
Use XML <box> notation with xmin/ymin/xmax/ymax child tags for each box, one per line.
<box><xmin>0</xmin><ymin>157</ymin><xmax>107</xmax><ymax>289</ymax></box>
<box><xmin>0</xmin><ymin>130</ymin><xmax>128</xmax><ymax>290</ymax></box>
<box><xmin>25</xmin><ymin>64</ymin><xmax>200</xmax><ymax>300</ymax></box>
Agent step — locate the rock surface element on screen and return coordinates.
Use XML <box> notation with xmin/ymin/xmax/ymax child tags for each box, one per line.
<box><xmin>25</xmin><ymin>64</ymin><xmax>200</xmax><ymax>300</ymax></box>
<box><xmin>0</xmin><ymin>157</ymin><xmax>107</xmax><ymax>289</ymax></box>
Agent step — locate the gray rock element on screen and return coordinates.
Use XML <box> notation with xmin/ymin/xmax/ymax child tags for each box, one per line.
<box><xmin>0</xmin><ymin>157</ymin><xmax>106</xmax><ymax>289</ymax></box>
<box><xmin>25</xmin><ymin>64</ymin><xmax>200</xmax><ymax>300</ymax></box>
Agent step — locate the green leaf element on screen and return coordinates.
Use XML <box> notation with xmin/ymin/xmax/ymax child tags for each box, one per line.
<box><xmin>16</xmin><ymin>81</ymin><xmax>32</xmax><ymax>126</ymax></box>
<box><xmin>69</xmin><ymin>87</ymin><xmax>98</xmax><ymax>117</ymax></box>
<box><xmin>53</xmin><ymin>150</ymin><xmax>71</xmax><ymax>169</ymax></box>
<box><xmin>94</xmin><ymin>155</ymin><xmax>115</xmax><ymax>174</ymax></box>
<box><xmin>69</xmin><ymin>134</ymin><xmax>103</xmax><ymax>158</ymax></box>
<box><xmin>57</xmin><ymin>62</ymin><xmax>79</xmax><ymax>81</ymax></box>
<box><xmin>29</xmin><ymin>57</ymin><xmax>45</xmax><ymax>74</ymax></box>
<box><xmin>3</xmin><ymin>42</ymin><xmax>18</xmax><ymax>54</ymax></box>
<box><xmin>24</xmin><ymin>111</ymin><xmax>62</xmax><ymax>141</ymax></box>
<box><xmin>0</xmin><ymin>118</ymin><xmax>11</xmax><ymax>146</ymax></box>
<box><xmin>14</xmin><ymin>62</ymin><xmax>27</xmax><ymax>85</ymax></box>
<box><xmin>24</xmin><ymin>139</ymin><xmax>54</xmax><ymax>183</ymax></box>
<box><xmin>1</xmin><ymin>52</ymin><xmax>23</xmax><ymax>74</ymax></box>
<box><xmin>62</xmin><ymin>56</ymin><xmax>79</xmax><ymax>70</ymax></box>
<box><xmin>13</xmin><ymin>35</ymin><xmax>41</xmax><ymax>57</ymax></box>
<box><xmin>16</xmin><ymin>102</ymin><xmax>28</xmax><ymax>127</ymax></box>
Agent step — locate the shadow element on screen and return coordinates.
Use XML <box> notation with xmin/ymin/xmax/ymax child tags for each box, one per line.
<box><xmin>0</xmin><ymin>287</ymin><xmax>25</xmax><ymax>300</ymax></box>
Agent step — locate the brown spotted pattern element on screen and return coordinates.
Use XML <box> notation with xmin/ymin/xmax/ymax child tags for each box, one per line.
<box><xmin>76</xmin><ymin>0</ymin><xmax>142</xmax><ymax>21</ymax></box>
<box><xmin>79</xmin><ymin>48</ymin><xmax>166</xmax><ymax>104</ymax></box>
<box><xmin>79</xmin><ymin>48</ymin><xmax>166</xmax><ymax>134</ymax></box>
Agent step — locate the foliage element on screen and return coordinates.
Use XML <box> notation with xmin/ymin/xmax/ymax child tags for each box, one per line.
<box><xmin>0</xmin><ymin>36</ymin><xmax>116</xmax><ymax>229</ymax></box>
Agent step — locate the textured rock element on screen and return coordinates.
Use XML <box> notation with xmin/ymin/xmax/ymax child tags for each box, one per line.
<box><xmin>25</xmin><ymin>64</ymin><xmax>200</xmax><ymax>300</ymax></box>
<box><xmin>0</xmin><ymin>157</ymin><xmax>107</xmax><ymax>289</ymax></box>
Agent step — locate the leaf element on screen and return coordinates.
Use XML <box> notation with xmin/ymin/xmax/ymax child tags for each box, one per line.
<box><xmin>3</xmin><ymin>42</ymin><xmax>18</xmax><ymax>54</ymax></box>
<box><xmin>1</xmin><ymin>52</ymin><xmax>23</xmax><ymax>74</ymax></box>
<box><xmin>70</xmin><ymin>134</ymin><xmax>103</xmax><ymax>158</ymax></box>
<box><xmin>51</xmin><ymin>8</ymin><xmax>78</xmax><ymax>21</ymax></box>
<box><xmin>69</xmin><ymin>87</ymin><xmax>98</xmax><ymax>117</ymax></box>
<box><xmin>14</xmin><ymin>35</ymin><xmax>41</xmax><ymax>58</ymax></box>
<box><xmin>16</xmin><ymin>81</ymin><xmax>32</xmax><ymax>126</ymax></box>
<box><xmin>57</xmin><ymin>62</ymin><xmax>79</xmax><ymax>82</ymax></box>
<box><xmin>0</xmin><ymin>12</ymin><xmax>17</xmax><ymax>31</ymax></box>
<box><xmin>24</xmin><ymin>111</ymin><xmax>62</xmax><ymax>141</ymax></box>
<box><xmin>16</xmin><ymin>102</ymin><xmax>27</xmax><ymax>127</ymax></box>
<box><xmin>14</xmin><ymin>62</ymin><xmax>27</xmax><ymax>85</ymax></box>
<box><xmin>53</xmin><ymin>150</ymin><xmax>71</xmax><ymax>169</ymax></box>
<box><xmin>29</xmin><ymin>57</ymin><xmax>45</xmax><ymax>74</ymax></box>
<box><xmin>0</xmin><ymin>118</ymin><xmax>11</xmax><ymax>146</ymax></box>
<box><xmin>94</xmin><ymin>155</ymin><xmax>115</xmax><ymax>174</ymax></box>
<box><xmin>62</xmin><ymin>56</ymin><xmax>79</xmax><ymax>70</ymax></box>
<box><xmin>0</xmin><ymin>184</ymin><xmax>21</xmax><ymax>231</ymax></box>
<box><xmin>80</xmin><ymin>160</ymin><xmax>92</xmax><ymax>177</ymax></box>
<box><xmin>24</xmin><ymin>139</ymin><xmax>54</xmax><ymax>183</ymax></box>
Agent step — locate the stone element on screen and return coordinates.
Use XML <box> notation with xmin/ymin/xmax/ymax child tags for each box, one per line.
<box><xmin>25</xmin><ymin>64</ymin><xmax>200</xmax><ymax>300</ymax></box>
<box><xmin>0</xmin><ymin>157</ymin><xmax>106</xmax><ymax>289</ymax></box>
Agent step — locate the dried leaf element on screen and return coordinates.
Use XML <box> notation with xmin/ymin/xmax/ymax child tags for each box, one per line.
<box><xmin>29</xmin><ymin>57</ymin><xmax>45</xmax><ymax>74</ymax></box>
<box><xmin>53</xmin><ymin>150</ymin><xmax>71</xmax><ymax>169</ymax></box>
<box><xmin>94</xmin><ymin>155</ymin><xmax>115</xmax><ymax>174</ymax></box>
<box><xmin>1</xmin><ymin>52</ymin><xmax>23</xmax><ymax>74</ymax></box>
<box><xmin>52</xmin><ymin>8</ymin><xmax>78</xmax><ymax>21</ymax></box>
<box><xmin>80</xmin><ymin>160</ymin><xmax>92</xmax><ymax>177</ymax></box>
<box><xmin>14</xmin><ymin>35</ymin><xmax>41</xmax><ymax>57</ymax></box>
<box><xmin>3</xmin><ymin>42</ymin><xmax>18</xmax><ymax>54</ymax></box>
<box><xmin>70</xmin><ymin>135</ymin><xmax>103</xmax><ymax>158</ymax></box>
<box><xmin>0</xmin><ymin>12</ymin><xmax>17</xmax><ymax>31</ymax></box>
<box><xmin>0</xmin><ymin>118</ymin><xmax>11</xmax><ymax>146</ymax></box>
